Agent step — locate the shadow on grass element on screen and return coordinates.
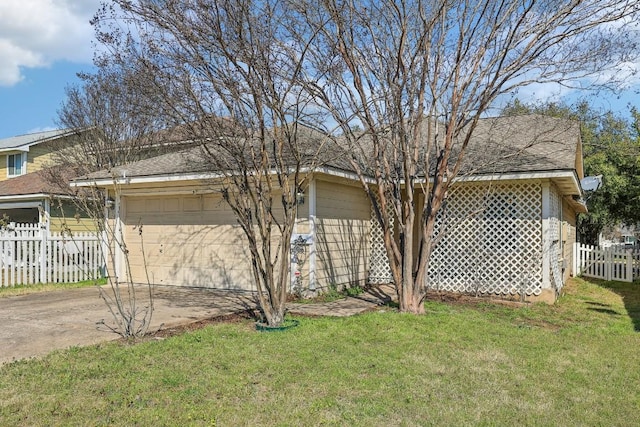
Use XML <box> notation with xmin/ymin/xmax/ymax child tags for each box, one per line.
<box><xmin>587</xmin><ymin>307</ymin><xmax>621</xmax><ymax>316</ymax></box>
<box><xmin>594</xmin><ymin>280</ymin><xmax>640</xmax><ymax>331</ymax></box>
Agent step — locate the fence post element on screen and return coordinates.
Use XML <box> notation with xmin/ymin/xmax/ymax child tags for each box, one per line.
<box><xmin>573</xmin><ymin>242</ymin><xmax>579</xmax><ymax>276</ymax></box>
<box><xmin>39</xmin><ymin>225</ymin><xmax>47</xmax><ymax>284</ymax></box>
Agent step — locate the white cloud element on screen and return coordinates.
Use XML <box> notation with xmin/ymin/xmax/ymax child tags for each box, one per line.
<box><xmin>0</xmin><ymin>0</ymin><xmax>101</xmax><ymax>86</ymax></box>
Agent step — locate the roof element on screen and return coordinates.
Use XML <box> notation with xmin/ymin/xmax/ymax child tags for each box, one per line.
<box><xmin>75</xmin><ymin>114</ymin><xmax>583</xmax><ymax>192</ymax></box>
<box><xmin>0</xmin><ymin>169</ymin><xmax>74</xmax><ymax>198</ymax></box>
<box><xmin>462</xmin><ymin>114</ymin><xmax>581</xmax><ymax>176</ymax></box>
<box><xmin>0</xmin><ymin>128</ymin><xmax>78</xmax><ymax>153</ymax></box>
<box><xmin>92</xmin><ymin>148</ymin><xmax>209</xmax><ymax>180</ymax></box>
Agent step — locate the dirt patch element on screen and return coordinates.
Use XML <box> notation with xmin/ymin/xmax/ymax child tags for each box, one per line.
<box><xmin>155</xmin><ymin>311</ymin><xmax>257</xmax><ymax>336</ymax></box>
<box><xmin>128</xmin><ymin>289</ymin><xmax>533</xmax><ymax>342</ymax></box>
<box><xmin>119</xmin><ymin>311</ymin><xmax>258</xmax><ymax>344</ymax></box>
<box><xmin>426</xmin><ymin>290</ymin><xmax>530</xmax><ymax>308</ymax></box>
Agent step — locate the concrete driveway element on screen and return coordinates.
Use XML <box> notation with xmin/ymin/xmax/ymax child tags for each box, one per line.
<box><xmin>0</xmin><ymin>285</ymin><xmax>258</xmax><ymax>365</ymax></box>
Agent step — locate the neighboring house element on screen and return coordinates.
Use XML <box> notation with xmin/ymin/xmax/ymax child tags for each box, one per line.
<box><xmin>0</xmin><ymin>129</ymin><xmax>77</xmax><ymax>182</ymax></box>
<box><xmin>600</xmin><ymin>224</ymin><xmax>639</xmax><ymax>249</ymax></box>
<box><xmin>0</xmin><ymin>129</ymin><xmax>93</xmax><ymax>232</ymax></box>
<box><xmin>74</xmin><ymin>114</ymin><xmax>586</xmax><ymax>303</ymax></box>
<box><xmin>0</xmin><ymin>169</ymin><xmax>93</xmax><ymax>233</ymax></box>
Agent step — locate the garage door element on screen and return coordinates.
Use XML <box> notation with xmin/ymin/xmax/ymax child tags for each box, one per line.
<box><xmin>123</xmin><ymin>194</ymin><xmax>254</xmax><ymax>290</ymax></box>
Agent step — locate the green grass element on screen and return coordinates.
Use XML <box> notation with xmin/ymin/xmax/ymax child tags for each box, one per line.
<box><xmin>0</xmin><ymin>277</ymin><xmax>106</xmax><ymax>298</ymax></box>
<box><xmin>1</xmin><ymin>277</ymin><xmax>640</xmax><ymax>425</ymax></box>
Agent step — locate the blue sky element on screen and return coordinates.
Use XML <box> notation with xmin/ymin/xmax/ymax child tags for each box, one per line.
<box><xmin>0</xmin><ymin>1</ymin><xmax>639</xmax><ymax>140</ymax></box>
<box><xmin>0</xmin><ymin>0</ymin><xmax>99</xmax><ymax>139</ymax></box>
<box><xmin>0</xmin><ymin>61</ymin><xmax>94</xmax><ymax>138</ymax></box>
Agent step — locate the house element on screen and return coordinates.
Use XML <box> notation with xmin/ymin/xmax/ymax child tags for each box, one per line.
<box><xmin>0</xmin><ymin>126</ymin><xmax>194</xmax><ymax>234</ymax></box>
<box><xmin>0</xmin><ymin>129</ymin><xmax>81</xmax><ymax>182</ymax></box>
<box><xmin>0</xmin><ymin>129</ymin><xmax>95</xmax><ymax>232</ymax></box>
<box><xmin>73</xmin><ymin>114</ymin><xmax>586</xmax><ymax>303</ymax></box>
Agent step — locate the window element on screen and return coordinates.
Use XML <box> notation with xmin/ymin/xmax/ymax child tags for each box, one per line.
<box><xmin>7</xmin><ymin>153</ymin><xmax>24</xmax><ymax>177</ymax></box>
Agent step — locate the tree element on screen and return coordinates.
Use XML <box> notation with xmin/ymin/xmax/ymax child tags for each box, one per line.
<box><xmin>47</xmin><ymin>67</ymin><xmax>170</xmax><ymax>338</ymax></box>
<box><xmin>91</xmin><ymin>0</ymin><xmax>330</xmax><ymax>326</ymax></box>
<box><xmin>294</xmin><ymin>0</ymin><xmax>639</xmax><ymax>313</ymax></box>
<box><xmin>503</xmin><ymin>99</ymin><xmax>640</xmax><ymax>245</ymax></box>
<box><xmin>92</xmin><ymin>0</ymin><xmax>640</xmax><ymax>317</ymax></box>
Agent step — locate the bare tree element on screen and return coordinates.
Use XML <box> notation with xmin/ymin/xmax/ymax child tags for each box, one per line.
<box><xmin>89</xmin><ymin>0</ymin><xmax>639</xmax><ymax>317</ymax></box>
<box><xmin>91</xmin><ymin>0</ymin><xmax>329</xmax><ymax>326</ymax></box>
<box><xmin>293</xmin><ymin>0</ymin><xmax>640</xmax><ymax>313</ymax></box>
<box><xmin>46</xmin><ymin>67</ymin><xmax>168</xmax><ymax>338</ymax></box>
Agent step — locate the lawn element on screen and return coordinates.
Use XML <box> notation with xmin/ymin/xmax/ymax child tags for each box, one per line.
<box><xmin>1</xmin><ymin>277</ymin><xmax>639</xmax><ymax>426</ymax></box>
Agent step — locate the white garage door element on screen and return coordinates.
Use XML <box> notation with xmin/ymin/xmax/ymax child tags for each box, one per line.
<box><xmin>123</xmin><ymin>194</ymin><xmax>254</xmax><ymax>290</ymax></box>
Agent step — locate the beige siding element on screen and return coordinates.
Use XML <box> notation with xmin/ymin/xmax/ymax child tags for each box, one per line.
<box><xmin>314</xmin><ymin>179</ymin><xmax>370</xmax><ymax>289</ymax></box>
<box><xmin>0</xmin><ymin>136</ymin><xmax>78</xmax><ymax>181</ymax></box>
<box><xmin>0</xmin><ymin>154</ymin><xmax>7</xmax><ymax>180</ymax></box>
<box><xmin>27</xmin><ymin>144</ymin><xmax>56</xmax><ymax>172</ymax></box>
<box><xmin>50</xmin><ymin>217</ymin><xmax>97</xmax><ymax>234</ymax></box>
<box><xmin>0</xmin><ymin>144</ymin><xmax>55</xmax><ymax>181</ymax></box>
<box><xmin>123</xmin><ymin>194</ymin><xmax>255</xmax><ymax>289</ymax></box>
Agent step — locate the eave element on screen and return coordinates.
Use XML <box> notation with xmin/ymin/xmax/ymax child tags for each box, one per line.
<box><xmin>72</xmin><ymin>166</ymin><xmax>587</xmax><ymax>213</ymax></box>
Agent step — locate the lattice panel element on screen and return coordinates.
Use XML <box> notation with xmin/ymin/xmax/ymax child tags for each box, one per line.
<box><xmin>368</xmin><ymin>195</ymin><xmax>394</xmax><ymax>284</ymax></box>
<box><xmin>429</xmin><ymin>182</ymin><xmax>543</xmax><ymax>296</ymax></box>
<box><xmin>549</xmin><ymin>185</ymin><xmax>563</xmax><ymax>292</ymax></box>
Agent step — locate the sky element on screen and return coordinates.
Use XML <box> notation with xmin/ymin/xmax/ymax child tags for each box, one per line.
<box><xmin>0</xmin><ymin>1</ymin><xmax>639</xmax><ymax>140</ymax></box>
<box><xmin>0</xmin><ymin>0</ymin><xmax>99</xmax><ymax>139</ymax></box>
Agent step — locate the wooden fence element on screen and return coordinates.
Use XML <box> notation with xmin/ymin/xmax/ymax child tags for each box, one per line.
<box><xmin>573</xmin><ymin>242</ymin><xmax>640</xmax><ymax>282</ymax></box>
<box><xmin>0</xmin><ymin>223</ymin><xmax>105</xmax><ymax>287</ymax></box>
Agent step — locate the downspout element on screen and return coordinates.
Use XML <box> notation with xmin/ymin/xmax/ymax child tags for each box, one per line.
<box><xmin>114</xmin><ymin>192</ymin><xmax>124</xmax><ymax>281</ymax></box>
<box><xmin>541</xmin><ymin>181</ymin><xmax>551</xmax><ymax>290</ymax></box>
<box><xmin>559</xmin><ymin>194</ymin><xmax>565</xmax><ymax>283</ymax></box>
<box><xmin>308</xmin><ymin>178</ymin><xmax>317</xmax><ymax>291</ymax></box>
<box><xmin>102</xmin><ymin>192</ymin><xmax>111</xmax><ymax>279</ymax></box>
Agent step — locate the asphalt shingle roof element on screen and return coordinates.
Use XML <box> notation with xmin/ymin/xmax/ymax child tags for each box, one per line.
<box><xmin>461</xmin><ymin>114</ymin><xmax>580</xmax><ymax>174</ymax></box>
<box><xmin>78</xmin><ymin>114</ymin><xmax>581</xmax><ymax>182</ymax></box>
<box><xmin>0</xmin><ymin>129</ymin><xmax>76</xmax><ymax>151</ymax></box>
<box><xmin>0</xmin><ymin>170</ymin><xmax>67</xmax><ymax>197</ymax></box>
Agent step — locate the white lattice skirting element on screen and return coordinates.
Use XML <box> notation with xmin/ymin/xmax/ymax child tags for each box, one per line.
<box><xmin>369</xmin><ymin>182</ymin><xmax>553</xmax><ymax>296</ymax></box>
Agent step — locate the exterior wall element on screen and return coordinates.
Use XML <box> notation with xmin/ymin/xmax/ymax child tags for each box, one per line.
<box><xmin>314</xmin><ymin>178</ymin><xmax>370</xmax><ymax>290</ymax></box>
<box><xmin>123</xmin><ymin>193</ymin><xmax>254</xmax><ymax>290</ymax></box>
<box><xmin>49</xmin><ymin>200</ymin><xmax>97</xmax><ymax>234</ymax></box>
<box><xmin>49</xmin><ymin>218</ymin><xmax>97</xmax><ymax>234</ymax></box>
<box><xmin>546</xmin><ymin>183</ymin><xmax>562</xmax><ymax>294</ymax></box>
<box><xmin>428</xmin><ymin>181</ymin><xmax>544</xmax><ymax>297</ymax></box>
<box><xmin>0</xmin><ymin>152</ymin><xmax>25</xmax><ymax>181</ymax></box>
<box><xmin>0</xmin><ymin>199</ymin><xmax>97</xmax><ymax>233</ymax></box>
<box><xmin>0</xmin><ymin>143</ymin><xmax>56</xmax><ymax>182</ymax></box>
<box><xmin>26</xmin><ymin>143</ymin><xmax>56</xmax><ymax>172</ymax></box>
<box><xmin>562</xmin><ymin>198</ymin><xmax>577</xmax><ymax>280</ymax></box>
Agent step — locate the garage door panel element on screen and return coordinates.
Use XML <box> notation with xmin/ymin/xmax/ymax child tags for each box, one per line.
<box><xmin>145</xmin><ymin>266</ymin><xmax>181</xmax><ymax>285</ymax></box>
<box><xmin>123</xmin><ymin>195</ymin><xmax>254</xmax><ymax>290</ymax></box>
<box><xmin>183</xmin><ymin>266</ymin><xmax>253</xmax><ymax>289</ymax></box>
<box><xmin>183</xmin><ymin>196</ymin><xmax>202</xmax><ymax>212</ymax></box>
<box><xmin>203</xmin><ymin>195</ymin><xmax>230</xmax><ymax>212</ymax></box>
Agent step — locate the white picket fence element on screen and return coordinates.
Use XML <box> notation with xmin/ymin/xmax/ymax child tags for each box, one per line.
<box><xmin>573</xmin><ymin>242</ymin><xmax>640</xmax><ymax>282</ymax></box>
<box><xmin>0</xmin><ymin>223</ymin><xmax>105</xmax><ymax>287</ymax></box>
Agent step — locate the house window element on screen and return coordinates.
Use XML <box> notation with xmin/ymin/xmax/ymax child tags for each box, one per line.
<box><xmin>7</xmin><ymin>153</ymin><xmax>25</xmax><ymax>177</ymax></box>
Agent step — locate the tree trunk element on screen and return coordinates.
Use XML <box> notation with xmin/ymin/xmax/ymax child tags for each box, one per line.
<box><xmin>399</xmin><ymin>281</ymin><xmax>426</xmax><ymax>314</ymax></box>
